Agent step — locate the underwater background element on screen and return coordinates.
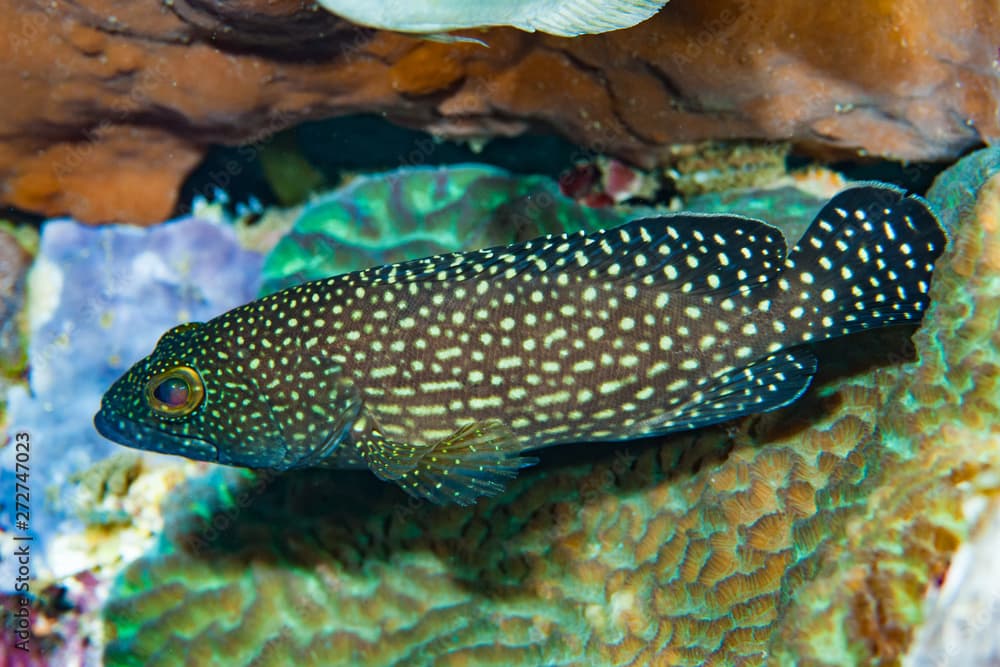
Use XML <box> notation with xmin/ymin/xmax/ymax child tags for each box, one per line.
<box><xmin>0</xmin><ymin>1</ymin><xmax>998</xmax><ymax>665</ymax></box>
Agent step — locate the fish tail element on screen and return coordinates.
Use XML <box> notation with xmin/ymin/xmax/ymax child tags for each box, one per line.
<box><xmin>775</xmin><ymin>183</ymin><xmax>948</xmax><ymax>343</ymax></box>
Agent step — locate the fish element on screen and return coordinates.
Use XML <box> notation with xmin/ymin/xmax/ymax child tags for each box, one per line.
<box><xmin>315</xmin><ymin>0</ymin><xmax>669</xmax><ymax>37</ymax></box>
<box><xmin>94</xmin><ymin>183</ymin><xmax>947</xmax><ymax>506</ymax></box>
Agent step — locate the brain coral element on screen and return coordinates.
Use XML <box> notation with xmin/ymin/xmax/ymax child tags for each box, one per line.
<box><xmin>102</xmin><ymin>152</ymin><xmax>999</xmax><ymax>666</ymax></box>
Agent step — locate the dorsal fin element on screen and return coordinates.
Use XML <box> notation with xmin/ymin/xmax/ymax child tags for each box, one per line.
<box><xmin>774</xmin><ymin>183</ymin><xmax>948</xmax><ymax>342</ymax></box>
<box><xmin>333</xmin><ymin>214</ymin><xmax>788</xmax><ymax>297</ymax></box>
<box><xmin>548</xmin><ymin>215</ymin><xmax>787</xmax><ymax>296</ymax></box>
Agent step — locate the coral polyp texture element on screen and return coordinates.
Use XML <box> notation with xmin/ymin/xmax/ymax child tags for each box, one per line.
<box><xmin>770</xmin><ymin>147</ymin><xmax>1000</xmax><ymax>665</ymax></box>
<box><xmin>102</xmin><ymin>153</ymin><xmax>998</xmax><ymax>665</ymax></box>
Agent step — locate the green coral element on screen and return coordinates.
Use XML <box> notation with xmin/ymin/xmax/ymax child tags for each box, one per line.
<box><xmin>684</xmin><ymin>183</ymin><xmax>832</xmax><ymax>243</ymax></box>
<box><xmin>260</xmin><ymin>164</ymin><xmax>625</xmax><ymax>295</ymax></box>
<box><xmin>0</xmin><ymin>222</ymin><xmax>35</xmax><ymax>399</ymax></box>
<box><xmin>103</xmin><ymin>155</ymin><xmax>999</xmax><ymax>665</ymax></box>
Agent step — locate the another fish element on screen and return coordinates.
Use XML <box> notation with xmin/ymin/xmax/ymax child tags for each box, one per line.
<box><xmin>315</xmin><ymin>0</ymin><xmax>669</xmax><ymax>37</ymax></box>
<box><xmin>94</xmin><ymin>184</ymin><xmax>947</xmax><ymax>505</ymax></box>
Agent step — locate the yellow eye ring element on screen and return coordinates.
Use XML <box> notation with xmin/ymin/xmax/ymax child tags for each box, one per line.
<box><xmin>146</xmin><ymin>366</ymin><xmax>205</xmax><ymax>416</ymax></box>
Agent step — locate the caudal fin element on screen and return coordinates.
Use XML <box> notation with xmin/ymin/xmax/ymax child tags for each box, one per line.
<box><xmin>776</xmin><ymin>183</ymin><xmax>948</xmax><ymax>344</ymax></box>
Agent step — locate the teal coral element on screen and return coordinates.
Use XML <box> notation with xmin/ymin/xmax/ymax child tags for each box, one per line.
<box><xmin>103</xmin><ymin>155</ymin><xmax>999</xmax><ymax>665</ymax></box>
<box><xmin>260</xmin><ymin>164</ymin><xmax>625</xmax><ymax>295</ymax></box>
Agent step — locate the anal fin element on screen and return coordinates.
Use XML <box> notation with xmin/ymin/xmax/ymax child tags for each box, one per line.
<box><xmin>361</xmin><ymin>420</ymin><xmax>537</xmax><ymax>506</ymax></box>
<box><xmin>636</xmin><ymin>349</ymin><xmax>818</xmax><ymax>436</ymax></box>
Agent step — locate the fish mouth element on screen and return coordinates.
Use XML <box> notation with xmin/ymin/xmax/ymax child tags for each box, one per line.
<box><xmin>93</xmin><ymin>409</ymin><xmax>220</xmax><ymax>463</ymax></box>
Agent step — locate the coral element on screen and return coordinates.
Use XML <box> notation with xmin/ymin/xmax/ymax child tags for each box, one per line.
<box><xmin>905</xmin><ymin>498</ymin><xmax>1000</xmax><ymax>666</ymax></box>
<box><xmin>0</xmin><ymin>224</ymin><xmax>34</xmax><ymax>392</ymax></box>
<box><xmin>101</xmin><ymin>150</ymin><xmax>1000</xmax><ymax>665</ymax></box>
<box><xmin>559</xmin><ymin>157</ymin><xmax>662</xmax><ymax>207</ymax></box>
<box><xmin>924</xmin><ymin>146</ymin><xmax>1000</xmax><ymax>236</ymax></box>
<box><xmin>1</xmin><ymin>569</ymin><xmax>111</xmax><ymax>666</ymax></box>
<box><xmin>1</xmin><ymin>591</ymin><xmax>55</xmax><ymax>667</ymax></box>
<box><xmin>664</xmin><ymin>142</ymin><xmax>791</xmax><ymax>198</ymax></box>
<box><xmin>257</xmin><ymin>131</ymin><xmax>328</xmax><ymax>207</ymax></box>
<box><xmin>683</xmin><ymin>181</ymin><xmax>841</xmax><ymax>244</ymax></box>
<box><xmin>1</xmin><ymin>0</ymin><xmax>996</xmax><ymax>222</ymax></box>
<box><xmin>0</xmin><ymin>215</ymin><xmax>263</xmax><ymax>584</ymax></box>
<box><xmin>260</xmin><ymin>164</ymin><xmax>626</xmax><ymax>294</ymax></box>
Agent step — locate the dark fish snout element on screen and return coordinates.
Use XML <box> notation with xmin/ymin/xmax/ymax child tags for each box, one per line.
<box><xmin>93</xmin><ymin>407</ymin><xmax>221</xmax><ymax>463</ymax></box>
<box><xmin>93</xmin><ymin>408</ymin><xmax>123</xmax><ymax>444</ymax></box>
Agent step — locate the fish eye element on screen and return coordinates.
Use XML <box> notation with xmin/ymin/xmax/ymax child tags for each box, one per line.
<box><xmin>146</xmin><ymin>366</ymin><xmax>205</xmax><ymax>416</ymax></box>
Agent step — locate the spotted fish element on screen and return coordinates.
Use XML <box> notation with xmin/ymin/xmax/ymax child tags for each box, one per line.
<box><xmin>94</xmin><ymin>184</ymin><xmax>947</xmax><ymax>505</ymax></box>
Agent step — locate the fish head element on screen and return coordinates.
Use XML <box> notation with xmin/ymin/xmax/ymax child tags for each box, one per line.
<box><xmin>94</xmin><ymin>322</ymin><xmax>289</xmax><ymax>468</ymax></box>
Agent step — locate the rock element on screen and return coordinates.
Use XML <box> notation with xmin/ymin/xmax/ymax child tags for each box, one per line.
<box><xmin>1</xmin><ymin>0</ymin><xmax>996</xmax><ymax>223</ymax></box>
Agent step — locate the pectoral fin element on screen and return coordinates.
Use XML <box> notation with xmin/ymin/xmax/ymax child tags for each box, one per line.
<box><xmin>360</xmin><ymin>420</ymin><xmax>537</xmax><ymax>506</ymax></box>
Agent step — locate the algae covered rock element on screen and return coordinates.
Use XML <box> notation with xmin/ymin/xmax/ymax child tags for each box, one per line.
<box><xmin>99</xmin><ymin>151</ymin><xmax>1000</xmax><ymax>666</ymax></box>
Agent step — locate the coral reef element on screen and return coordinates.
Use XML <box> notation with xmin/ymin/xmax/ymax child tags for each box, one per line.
<box><xmin>0</xmin><ymin>569</ymin><xmax>108</xmax><ymax>667</ymax></box>
<box><xmin>100</xmin><ymin>150</ymin><xmax>1000</xmax><ymax>665</ymax></box>
<box><xmin>0</xmin><ymin>215</ymin><xmax>263</xmax><ymax>584</ymax></box>
<box><xmin>1</xmin><ymin>590</ymin><xmax>55</xmax><ymax>667</ymax></box>
<box><xmin>682</xmin><ymin>179</ymin><xmax>844</xmax><ymax>244</ymax></box>
<box><xmin>559</xmin><ymin>157</ymin><xmax>663</xmax><ymax>207</ymax></box>
<box><xmin>2</xmin><ymin>0</ymin><xmax>996</xmax><ymax>222</ymax></box>
<box><xmin>664</xmin><ymin>141</ymin><xmax>791</xmax><ymax>199</ymax></box>
<box><xmin>261</xmin><ymin>164</ymin><xmax>626</xmax><ymax>294</ymax></box>
<box><xmin>261</xmin><ymin>162</ymin><xmax>846</xmax><ymax>296</ymax></box>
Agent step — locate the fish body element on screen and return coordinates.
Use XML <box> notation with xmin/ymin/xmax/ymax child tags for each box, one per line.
<box><xmin>95</xmin><ymin>184</ymin><xmax>947</xmax><ymax>505</ymax></box>
<box><xmin>315</xmin><ymin>0</ymin><xmax>668</xmax><ymax>37</ymax></box>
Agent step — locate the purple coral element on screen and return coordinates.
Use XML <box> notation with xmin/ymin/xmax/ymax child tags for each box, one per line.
<box><xmin>1</xmin><ymin>216</ymin><xmax>262</xmax><ymax>583</ymax></box>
